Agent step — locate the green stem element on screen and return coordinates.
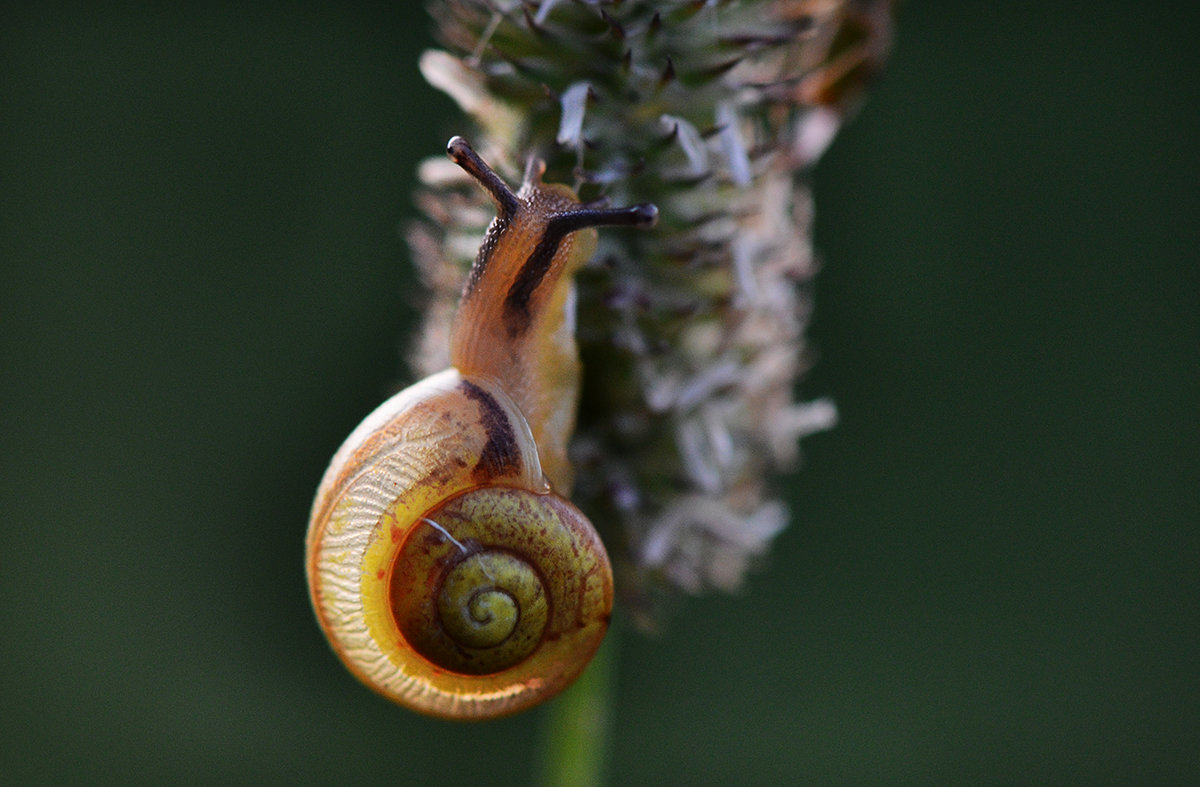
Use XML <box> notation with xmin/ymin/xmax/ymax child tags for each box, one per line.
<box><xmin>536</xmin><ymin>633</ymin><xmax>616</xmax><ymax>787</ymax></box>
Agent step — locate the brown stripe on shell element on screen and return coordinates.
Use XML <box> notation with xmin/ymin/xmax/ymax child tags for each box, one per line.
<box><xmin>459</xmin><ymin>378</ymin><xmax>522</xmax><ymax>483</ymax></box>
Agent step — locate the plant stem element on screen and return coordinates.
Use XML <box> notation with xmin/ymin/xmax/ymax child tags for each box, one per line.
<box><xmin>536</xmin><ymin>633</ymin><xmax>616</xmax><ymax>787</ymax></box>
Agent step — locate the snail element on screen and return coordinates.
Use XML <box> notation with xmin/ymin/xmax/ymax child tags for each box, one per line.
<box><xmin>306</xmin><ymin>136</ymin><xmax>657</xmax><ymax>720</ymax></box>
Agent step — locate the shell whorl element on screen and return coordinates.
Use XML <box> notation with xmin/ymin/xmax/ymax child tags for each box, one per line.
<box><xmin>306</xmin><ymin>370</ymin><xmax>612</xmax><ymax>719</ymax></box>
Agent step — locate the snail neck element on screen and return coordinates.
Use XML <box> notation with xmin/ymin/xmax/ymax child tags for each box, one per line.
<box><xmin>445</xmin><ymin>137</ymin><xmax>657</xmax><ymax>492</ymax></box>
<box><xmin>449</xmin><ymin>182</ymin><xmax>591</xmax><ymax>493</ymax></box>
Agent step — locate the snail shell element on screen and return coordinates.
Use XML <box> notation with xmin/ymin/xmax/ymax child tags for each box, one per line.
<box><xmin>306</xmin><ymin>138</ymin><xmax>656</xmax><ymax>719</ymax></box>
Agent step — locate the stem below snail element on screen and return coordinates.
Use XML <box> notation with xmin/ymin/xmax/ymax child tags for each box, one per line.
<box><xmin>535</xmin><ymin>632</ymin><xmax>615</xmax><ymax>787</ymax></box>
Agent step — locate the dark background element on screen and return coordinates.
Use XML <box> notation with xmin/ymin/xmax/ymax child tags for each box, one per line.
<box><xmin>3</xmin><ymin>2</ymin><xmax>1196</xmax><ymax>783</ymax></box>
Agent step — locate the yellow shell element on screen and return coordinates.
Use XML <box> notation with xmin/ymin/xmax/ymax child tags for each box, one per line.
<box><xmin>306</xmin><ymin>370</ymin><xmax>612</xmax><ymax>719</ymax></box>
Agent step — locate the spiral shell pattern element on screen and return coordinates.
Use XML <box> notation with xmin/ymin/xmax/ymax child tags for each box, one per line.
<box><xmin>306</xmin><ymin>369</ymin><xmax>613</xmax><ymax>719</ymax></box>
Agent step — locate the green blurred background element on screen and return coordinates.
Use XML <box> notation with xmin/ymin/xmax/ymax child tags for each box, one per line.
<box><xmin>3</xmin><ymin>2</ymin><xmax>1197</xmax><ymax>783</ymax></box>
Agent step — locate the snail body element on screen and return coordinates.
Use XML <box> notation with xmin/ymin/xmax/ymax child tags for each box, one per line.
<box><xmin>306</xmin><ymin>137</ymin><xmax>656</xmax><ymax>719</ymax></box>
